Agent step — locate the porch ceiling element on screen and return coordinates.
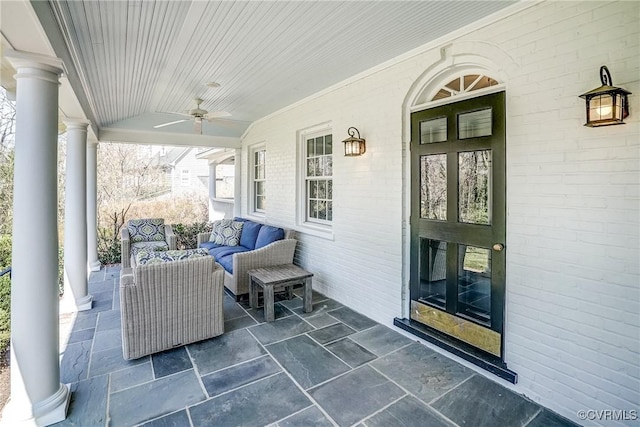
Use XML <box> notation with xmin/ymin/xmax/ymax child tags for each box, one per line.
<box><xmin>1</xmin><ymin>0</ymin><xmax>517</xmax><ymax>146</ymax></box>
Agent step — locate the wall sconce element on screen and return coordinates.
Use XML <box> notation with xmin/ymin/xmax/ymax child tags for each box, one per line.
<box><xmin>342</xmin><ymin>127</ymin><xmax>366</xmax><ymax>156</ymax></box>
<box><xmin>579</xmin><ymin>65</ymin><xmax>631</xmax><ymax>127</ymax></box>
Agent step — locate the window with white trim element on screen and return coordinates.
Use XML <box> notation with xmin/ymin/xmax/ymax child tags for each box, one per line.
<box><xmin>252</xmin><ymin>148</ymin><xmax>266</xmax><ymax>213</ymax></box>
<box><xmin>304</xmin><ymin>133</ymin><xmax>333</xmax><ymax>224</ymax></box>
<box><xmin>180</xmin><ymin>168</ymin><xmax>190</xmax><ymax>186</ymax></box>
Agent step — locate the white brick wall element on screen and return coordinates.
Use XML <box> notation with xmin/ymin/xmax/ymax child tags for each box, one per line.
<box><xmin>241</xmin><ymin>1</ymin><xmax>639</xmax><ymax>425</ymax></box>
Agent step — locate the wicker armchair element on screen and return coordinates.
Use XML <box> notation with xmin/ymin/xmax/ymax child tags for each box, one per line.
<box><xmin>121</xmin><ymin>218</ymin><xmax>177</xmax><ymax>268</ymax></box>
<box><xmin>119</xmin><ymin>256</ymin><xmax>224</xmax><ymax>360</ymax></box>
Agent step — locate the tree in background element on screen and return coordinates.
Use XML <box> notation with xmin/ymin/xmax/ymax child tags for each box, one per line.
<box><xmin>0</xmin><ymin>89</ymin><xmax>16</xmax><ymax>235</ymax></box>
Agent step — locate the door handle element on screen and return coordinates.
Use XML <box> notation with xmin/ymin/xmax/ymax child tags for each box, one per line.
<box><xmin>492</xmin><ymin>243</ymin><xmax>504</xmax><ymax>251</ymax></box>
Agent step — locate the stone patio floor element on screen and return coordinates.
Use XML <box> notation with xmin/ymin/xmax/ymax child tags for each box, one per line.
<box><xmin>53</xmin><ymin>265</ymin><xmax>580</xmax><ymax>427</ymax></box>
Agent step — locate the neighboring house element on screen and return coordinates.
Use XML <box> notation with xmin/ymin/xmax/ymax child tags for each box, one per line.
<box><xmin>149</xmin><ymin>146</ymin><xmax>210</xmax><ymax>197</ymax></box>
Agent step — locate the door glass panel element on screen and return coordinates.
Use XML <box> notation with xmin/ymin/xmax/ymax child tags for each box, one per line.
<box><xmin>459</xmin><ymin>150</ymin><xmax>491</xmax><ymax>225</ymax></box>
<box><xmin>458</xmin><ymin>108</ymin><xmax>492</xmax><ymax>139</ymax></box>
<box><xmin>420</xmin><ymin>154</ymin><xmax>447</xmax><ymax>220</ymax></box>
<box><xmin>418</xmin><ymin>239</ymin><xmax>447</xmax><ymax>309</ymax></box>
<box><xmin>420</xmin><ymin>117</ymin><xmax>447</xmax><ymax>144</ymax></box>
<box><xmin>457</xmin><ymin>246</ymin><xmax>491</xmax><ymax>325</ymax></box>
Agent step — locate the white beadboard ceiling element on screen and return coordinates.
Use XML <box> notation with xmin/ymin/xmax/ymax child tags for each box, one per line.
<box><xmin>8</xmin><ymin>0</ymin><xmax>518</xmax><ymax>144</ymax></box>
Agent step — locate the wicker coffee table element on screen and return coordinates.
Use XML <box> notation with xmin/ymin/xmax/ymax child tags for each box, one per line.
<box><xmin>248</xmin><ymin>264</ymin><xmax>313</xmax><ymax>322</ymax></box>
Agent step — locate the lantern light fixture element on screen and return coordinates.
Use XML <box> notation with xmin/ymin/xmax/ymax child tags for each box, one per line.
<box><xmin>342</xmin><ymin>127</ymin><xmax>366</xmax><ymax>156</ymax></box>
<box><xmin>579</xmin><ymin>65</ymin><xmax>631</xmax><ymax>127</ymax></box>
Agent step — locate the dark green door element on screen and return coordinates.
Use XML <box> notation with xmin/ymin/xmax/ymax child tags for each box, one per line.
<box><xmin>410</xmin><ymin>91</ymin><xmax>506</xmax><ymax>358</ymax></box>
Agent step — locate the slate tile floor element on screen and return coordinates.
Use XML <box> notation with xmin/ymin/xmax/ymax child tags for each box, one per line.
<box><xmin>54</xmin><ymin>266</ymin><xmax>581</xmax><ymax>427</ymax></box>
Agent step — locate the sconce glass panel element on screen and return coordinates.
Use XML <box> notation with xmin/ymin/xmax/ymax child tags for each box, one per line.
<box><xmin>458</xmin><ymin>108</ymin><xmax>492</xmax><ymax>140</ymax></box>
<box><xmin>420</xmin><ymin>117</ymin><xmax>447</xmax><ymax>144</ymax></box>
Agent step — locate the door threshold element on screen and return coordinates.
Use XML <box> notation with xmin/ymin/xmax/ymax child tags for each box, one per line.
<box><xmin>394</xmin><ymin>317</ymin><xmax>518</xmax><ymax>384</ymax></box>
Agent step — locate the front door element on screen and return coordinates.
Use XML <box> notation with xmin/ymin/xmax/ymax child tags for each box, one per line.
<box><xmin>410</xmin><ymin>91</ymin><xmax>506</xmax><ymax>359</ymax></box>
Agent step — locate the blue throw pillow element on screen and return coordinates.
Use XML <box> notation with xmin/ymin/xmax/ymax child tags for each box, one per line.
<box><xmin>239</xmin><ymin>221</ymin><xmax>262</xmax><ymax>250</ymax></box>
<box><xmin>254</xmin><ymin>225</ymin><xmax>284</xmax><ymax>249</ymax></box>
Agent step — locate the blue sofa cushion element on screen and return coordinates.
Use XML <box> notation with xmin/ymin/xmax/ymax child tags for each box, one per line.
<box><xmin>217</xmin><ymin>253</ymin><xmax>234</xmax><ymax>273</ymax></box>
<box><xmin>255</xmin><ymin>225</ymin><xmax>284</xmax><ymax>249</ymax></box>
<box><xmin>215</xmin><ymin>246</ymin><xmax>250</xmax><ymax>258</ymax></box>
<box><xmin>239</xmin><ymin>221</ymin><xmax>262</xmax><ymax>250</ymax></box>
<box><xmin>199</xmin><ymin>241</ymin><xmax>221</xmax><ymax>251</ymax></box>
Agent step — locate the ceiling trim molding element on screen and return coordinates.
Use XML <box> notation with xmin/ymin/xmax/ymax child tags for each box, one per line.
<box><xmin>98</xmin><ymin>127</ymin><xmax>241</xmax><ymax>149</ymax></box>
<box><xmin>243</xmin><ymin>0</ymin><xmax>541</xmax><ymax>139</ymax></box>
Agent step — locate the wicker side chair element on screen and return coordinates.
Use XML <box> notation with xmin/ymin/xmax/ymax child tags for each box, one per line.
<box><xmin>121</xmin><ymin>218</ymin><xmax>177</xmax><ymax>268</ymax></box>
<box><xmin>119</xmin><ymin>256</ymin><xmax>224</xmax><ymax>360</ymax></box>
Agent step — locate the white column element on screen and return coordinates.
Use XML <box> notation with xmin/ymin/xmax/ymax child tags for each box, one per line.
<box><xmin>208</xmin><ymin>162</ymin><xmax>217</xmax><ymax>221</ymax></box>
<box><xmin>2</xmin><ymin>51</ymin><xmax>70</xmax><ymax>426</ymax></box>
<box><xmin>62</xmin><ymin>119</ymin><xmax>92</xmax><ymax>312</ymax></box>
<box><xmin>86</xmin><ymin>140</ymin><xmax>100</xmax><ymax>272</ymax></box>
<box><xmin>233</xmin><ymin>149</ymin><xmax>242</xmax><ymax>218</ymax></box>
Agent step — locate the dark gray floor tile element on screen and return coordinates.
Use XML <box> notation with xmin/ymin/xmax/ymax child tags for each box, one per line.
<box><xmin>95</xmin><ymin>309</ymin><xmax>121</xmax><ymax>332</ymax></box>
<box><xmin>308</xmin><ymin>322</ymin><xmax>356</xmax><ymax>344</ymax></box>
<box><xmin>189</xmin><ymin>373</ymin><xmax>310</xmax><ymax>426</ymax></box>
<box><xmin>372</xmin><ymin>343</ymin><xmax>473</xmax><ymax>403</ymax></box>
<box><xmin>328</xmin><ymin>307</ymin><xmax>377</xmax><ymax>331</ymax></box>
<box><xmin>350</xmin><ymin>324</ymin><xmax>414</xmax><ymax>356</ymax></box>
<box><xmin>53</xmin><ymin>375</ymin><xmax>108</xmax><ymax>427</ymax></box>
<box><xmin>223</xmin><ymin>297</ymin><xmax>248</xmax><ymax>321</ymax></box>
<box><xmin>67</xmin><ymin>328</ymin><xmax>94</xmax><ymax>344</ymax></box>
<box><xmin>109</xmin><ymin>362</ymin><xmax>153</xmax><ymax>393</ymax></box>
<box><xmin>527</xmin><ymin>409</ymin><xmax>581</xmax><ymax>427</ymax></box>
<box><xmin>250</xmin><ymin>315</ymin><xmax>315</xmax><ymax>346</ymax></box>
<box><xmin>88</xmin><ymin>271</ymin><xmax>105</xmax><ymax>283</ymax></box>
<box><xmin>432</xmin><ymin>374</ymin><xmax>540</xmax><ymax>427</ymax></box>
<box><xmin>141</xmin><ymin>410</ymin><xmax>190</xmax><ymax>427</ymax></box>
<box><xmin>201</xmin><ymin>355</ymin><xmax>281</xmax><ymax>397</ymax></box>
<box><xmin>293</xmin><ymin>288</ymin><xmax>328</xmax><ymax>303</ymax></box>
<box><xmin>90</xmin><ymin>298</ymin><xmax>114</xmax><ymax>313</ymax></box>
<box><xmin>278</xmin><ymin>296</ymin><xmax>303</xmax><ymax>311</ymax></box>
<box><xmin>110</xmin><ymin>369</ymin><xmax>205</xmax><ymax>426</ymax></box>
<box><xmin>278</xmin><ymin>406</ymin><xmax>333</xmax><ymax>427</ymax></box>
<box><xmin>245</xmin><ymin>302</ymin><xmax>294</xmax><ymax>323</ymax></box>
<box><xmin>71</xmin><ymin>312</ymin><xmax>98</xmax><ymax>332</ymax></box>
<box><xmin>326</xmin><ymin>338</ymin><xmax>377</xmax><ymax>368</ymax></box>
<box><xmin>152</xmin><ymin>346</ymin><xmax>193</xmax><ymax>378</ymax></box>
<box><xmin>92</xmin><ymin>329</ymin><xmax>121</xmax><ymax>353</ymax></box>
<box><xmin>224</xmin><ymin>314</ymin><xmax>258</xmax><ymax>332</ymax></box>
<box><xmin>88</xmin><ymin>346</ymin><xmax>148</xmax><ymax>377</ymax></box>
<box><xmin>293</xmin><ymin>298</ymin><xmax>343</xmax><ymax>318</ymax></box>
<box><xmin>267</xmin><ymin>335</ymin><xmax>351</xmax><ymax>389</ymax></box>
<box><xmin>303</xmin><ymin>313</ymin><xmax>340</xmax><ymax>328</ymax></box>
<box><xmin>60</xmin><ymin>340</ymin><xmax>91</xmax><ymax>383</ymax></box>
<box><xmin>188</xmin><ymin>329</ymin><xmax>266</xmax><ymax>375</ymax></box>
<box><xmin>364</xmin><ymin>396</ymin><xmax>453</xmax><ymax>427</ymax></box>
<box><xmin>88</xmin><ymin>279</ymin><xmax>112</xmax><ymax>293</ymax></box>
<box><xmin>92</xmin><ymin>289</ymin><xmax>113</xmax><ymax>303</ymax></box>
<box><xmin>309</xmin><ymin>365</ymin><xmax>405</xmax><ymax>427</ymax></box>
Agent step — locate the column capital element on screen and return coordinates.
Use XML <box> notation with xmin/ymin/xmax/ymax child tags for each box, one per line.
<box><xmin>63</xmin><ymin>118</ymin><xmax>91</xmax><ymax>132</ymax></box>
<box><xmin>5</xmin><ymin>50</ymin><xmax>65</xmax><ymax>80</ymax></box>
<box><xmin>87</xmin><ymin>140</ymin><xmax>99</xmax><ymax>148</ymax></box>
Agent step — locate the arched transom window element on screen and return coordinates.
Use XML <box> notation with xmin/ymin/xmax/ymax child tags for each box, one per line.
<box><xmin>432</xmin><ymin>74</ymin><xmax>499</xmax><ymax>101</ymax></box>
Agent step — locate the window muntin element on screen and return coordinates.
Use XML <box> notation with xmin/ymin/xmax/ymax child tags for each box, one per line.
<box><xmin>432</xmin><ymin>74</ymin><xmax>499</xmax><ymax>101</ymax></box>
<box><xmin>305</xmin><ymin>134</ymin><xmax>333</xmax><ymax>224</ymax></box>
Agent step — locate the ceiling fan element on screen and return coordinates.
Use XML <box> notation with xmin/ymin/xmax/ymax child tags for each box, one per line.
<box><xmin>154</xmin><ymin>98</ymin><xmax>232</xmax><ymax>134</ymax></box>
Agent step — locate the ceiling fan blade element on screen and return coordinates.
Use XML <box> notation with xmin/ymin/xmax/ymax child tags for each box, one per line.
<box><xmin>204</xmin><ymin>111</ymin><xmax>232</xmax><ymax>120</ymax></box>
<box><xmin>154</xmin><ymin>119</ymin><xmax>189</xmax><ymax>129</ymax></box>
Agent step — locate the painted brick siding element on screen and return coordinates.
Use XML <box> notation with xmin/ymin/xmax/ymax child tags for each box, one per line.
<box><xmin>241</xmin><ymin>2</ymin><xmax>639</xmax><ymax>425</ymax></box>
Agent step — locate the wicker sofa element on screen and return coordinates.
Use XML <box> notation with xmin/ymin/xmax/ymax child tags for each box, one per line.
<box><xmin>119</xmin><ymin>254</ymin><xmax>224</xmax><ymax>360</ymax></box>
<box><xmin>197</xmin><ymin>218</ymin><xmax>296</xmax><ymax>299</ymax></box>
<box><xmin>121</xmin><ymin>218</ymin><xmax>177</xmax><ymax>269</ymax></box>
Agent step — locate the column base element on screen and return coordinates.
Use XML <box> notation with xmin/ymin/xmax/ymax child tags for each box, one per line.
<box><xmin>59</xmin><ymin>293</ymin><xmax>93</xmax><ymax>314</ymax></box>
<box><xmin>88</xmin><ymin>260</ymin><xmax>101</xmax><ymax>272</ymax></box>
<box><xmin>1</xmin><ymin>383</ymin><xmax>70</xmax><ymax>427</ymax></box>
<box><xmin>75</xmin><ymin>294</ymin><xmax>93</xmax><ymax>311</ymax></box>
